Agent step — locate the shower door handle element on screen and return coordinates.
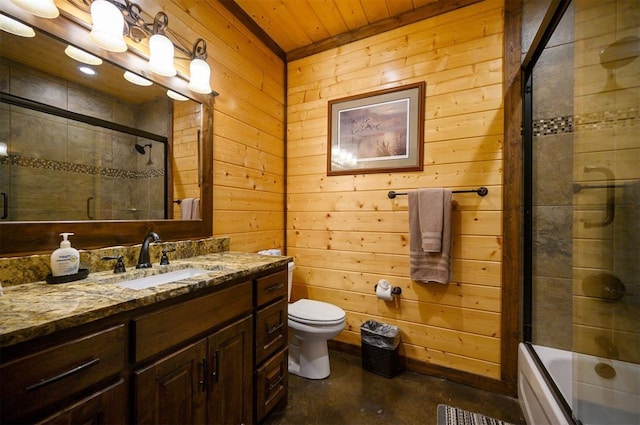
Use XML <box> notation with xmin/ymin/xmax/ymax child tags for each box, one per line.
<box><xmin>1</xmin><ymin>192</ymin><xmax>7</xmax><ymax>219</ymax></box>
<box><xmin>87</xmin><ymin>197</ymin><xmax>94</xmax><ymax>220</ymax></box>
<box><xmin>584</xmin><ymin>166</ymin><xmax>615</xmax><ymax>228</ymax></box>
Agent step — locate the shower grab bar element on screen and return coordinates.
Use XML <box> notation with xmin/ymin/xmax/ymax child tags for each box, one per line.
<box><xmin>578</xmin><ymin>166</ymin><xmax>615</xmax><ymax>228</ymax></box>
<box><xmin>388</xmin><ymin>186</ymin><xmax>489</xmax><ymax>199</ymax></box>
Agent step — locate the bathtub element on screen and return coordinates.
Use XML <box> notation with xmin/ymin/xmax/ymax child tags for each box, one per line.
<box><xmin>518</xmin><ymin>342</ymin><xmax>639</xmax><ymax>425</ymax></box>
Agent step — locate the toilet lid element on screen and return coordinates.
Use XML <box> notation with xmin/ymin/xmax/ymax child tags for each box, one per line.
<box><xmin>288</xmin><ymin>299</ymin><xmax>345</xmax><ymax>325</ymax></box>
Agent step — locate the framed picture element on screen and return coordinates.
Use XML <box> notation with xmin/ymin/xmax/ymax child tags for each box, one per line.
<box><xmin>327</xmin><ymin>81</ymin><xmax>425</xmax><ymax>176</ymax></box>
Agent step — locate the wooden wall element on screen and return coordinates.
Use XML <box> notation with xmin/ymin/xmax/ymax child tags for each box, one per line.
<box><xmin>287</xmin><ymin>0</ymin><xmax>506</xmax><ymax>380</ymax></box>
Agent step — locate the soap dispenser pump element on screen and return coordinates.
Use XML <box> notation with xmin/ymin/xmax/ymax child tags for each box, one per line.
<box><xmin>50</xmin><ymin>233</ymin><xmax>80</xmax><ymax>277</ymax></box>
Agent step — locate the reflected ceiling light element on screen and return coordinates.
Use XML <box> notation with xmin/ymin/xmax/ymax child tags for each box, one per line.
<box><xmin>0</xmin><ymin>142</ymin><xmax>8</xmax><ymax>157</ymax></box>
<box><xmin>10</xmin><ymin>0</ymin><xmax>59</xmax><ymax>19</ymax></box>
<box><xmin>89</xmin><ymin>0</ymin><xmax>127</xmax><ymax>52</ymax></box>
<box><xmin>0</xmin><ymin>14</ymin><xmax>35</xmax><ymax>37</ymax></box>
<box><xmin>124</xmin><ymin>71</ymin><xmax>153</xmax><ymax>86</ymax></box>
<box><xmin>187</xmin><ymin>39</ymin><xmax>212</xmax><ymax>94</ymax></box>
<box><xmin>78</xmin><ymin>66</ymin><xmax>97</xmax><ymax>76</ymax></box>
<box><xmin>65</xmin><ymin>45</ymin><xmax>103</xmax><ymax>66</ymax></box>
<box><xmin>147</xmin><ymin>13</ymin><xmax>176</xmax><ymax>77</ymax></box>
<box><xmin>167</xmin><ymin>90</ymin><xmax>188</xmax><ymax>101</ymax></box>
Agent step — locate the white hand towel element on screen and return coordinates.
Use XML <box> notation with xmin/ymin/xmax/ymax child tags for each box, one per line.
<box><xmin>180</xmin><ymin>198</ymin><xmax>194</xmax><ymax>220</ymax></box>
<box><xmin>191</xmin><ymin>198</ymin><xmax>201</xmax><ymax>219</ymax></box>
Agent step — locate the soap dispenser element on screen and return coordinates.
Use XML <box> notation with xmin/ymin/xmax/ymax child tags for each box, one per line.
<box><xmin>50</xmin><ymin>233</ymin><xmax>80</xmax><ymax>277</ymax></box>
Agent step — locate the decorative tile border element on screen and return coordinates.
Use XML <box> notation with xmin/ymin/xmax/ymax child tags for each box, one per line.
<box><xmin>533</xmin><ymin>107</ymin><xmax>639</xmax><ymax>137</ymax></box>
<box><xmin>533</xmin><ymin>115</ymin><xmax>573</xmax><ymax>137</ymax></box>
<box><xmin>0</xmin><ymin>154</ymin><xmax>164</xmax><ymax>178</ymax></box>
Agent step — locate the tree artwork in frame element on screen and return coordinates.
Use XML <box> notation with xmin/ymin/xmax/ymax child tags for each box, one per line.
<box><xmin>327</xmin><ymin>82</ymin><xmax>425</xmax><ymax>176</ymax></box>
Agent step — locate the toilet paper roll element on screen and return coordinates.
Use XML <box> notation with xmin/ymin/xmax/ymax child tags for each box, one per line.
<box><xmin>376</xmin><ymin>279</ymin><xmax>394</xmax><ymax>301</ymax></box>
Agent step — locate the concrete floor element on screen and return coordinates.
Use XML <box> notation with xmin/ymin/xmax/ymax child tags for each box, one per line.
<box><xmin>264</xmin><ymin>350</ymin><xmax>526</xmax><ymax>425</ymax></box>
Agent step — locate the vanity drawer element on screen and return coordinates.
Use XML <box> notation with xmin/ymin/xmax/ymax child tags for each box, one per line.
<box><xmin>255</xmin><ymin>298</ymin><xmax>287</xmax><ymax>365</ymax></box>
<box><xmin>255</xmin><ymin>347</ymin><xmax>288</xmax><ymax>422</ymax></box>
<box><xmin>0</xmin><ymin>324</ymin><xmax>126</xmax><ymax>423</ymax></box>
<box><xmin>133</xmin><ymin>280</ymin><xmax>252</xmax><ymax>363</ymax></box>
<box><xmin>255</xmin><ymin>269</ymin><xmax>288</xmax><ymax>307</ymax></box>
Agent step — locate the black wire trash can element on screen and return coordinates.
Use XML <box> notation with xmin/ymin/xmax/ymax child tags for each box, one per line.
<box><xmin>360</xmin><ymin>320</ymin><xmax>402</xmax><ymax>378</ymax></box>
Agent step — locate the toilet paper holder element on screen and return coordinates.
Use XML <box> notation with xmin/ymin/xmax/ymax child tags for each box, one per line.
<box><xmin>374</xmin><ymin>283</ymin><xmax>402</xmax><ymax>295</ymax></box>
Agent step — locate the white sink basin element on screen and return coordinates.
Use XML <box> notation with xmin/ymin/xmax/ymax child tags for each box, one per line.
<box><xmin>116</xmin><ymin>268</ymin><xmax>211</xmax><ymax>290</ymax></box>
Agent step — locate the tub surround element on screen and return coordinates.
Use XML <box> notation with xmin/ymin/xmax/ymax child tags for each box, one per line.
<box><xmin>0</xmin><ymin>242</ymin><xmax>291</xmax><ymax>348</ymax></box>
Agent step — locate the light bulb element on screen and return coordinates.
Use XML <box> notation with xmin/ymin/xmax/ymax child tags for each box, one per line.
<box><xmin>10</xmin><ymin>0</ymin><xmax>59</xmax><ymax>19</ymax></box>
<box><xmin>147</xmin><ymin>34</ymin><xmax>176</xmax><ymax>77</ymax></box>
<box><xmin>188</xmin><ymin>58</ymin><xmax>212</xmax><ymax>94</ymax></box>
<box><xmin>167</xmin><ymin>90</ymin><xmax>188</xmax><ymax>101</ymax></box>
<box><xmin>124</xmin><ymin>71</ymin><xmax>152</xmax><ymax>86</ymax></box>
<box><xmin>65</xmin><ymin>45</ymin><xmax>103</xmax><ymax>65</ymax></box>
<box><xmin>0</xmin><ymin>14</ymin><xmax>35</xmax><ymax>37</ymax></box>
<box><xmin>89</xmin><ymin>0</ymin><xmax>127</xmax><ymax>53</ymax></box>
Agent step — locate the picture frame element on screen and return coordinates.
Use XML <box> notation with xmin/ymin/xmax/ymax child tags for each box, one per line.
<box><xmin>327</xmin><ymin>81</ymin><xmax>425</xmax><ymax>176</ymax></box>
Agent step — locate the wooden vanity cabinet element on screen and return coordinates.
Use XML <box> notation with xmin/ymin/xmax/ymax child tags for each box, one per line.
<box><xmin>254</xmin><ymin>269</ymin><xmax>289</xmax><ymax>422</ymax></box>
<box><xmin>0</xmin><ymin>263</ymin><xmax>290</xmax><ymax>425</ymax></box>
<box><xmin>132</xmin><ymin>280</ymin><xmax>254</xmax><ymax>425</ymax></box>
<box><xmin>0</xmin><ymin>324</ymin><xmax>127</xmax><ymax>424</ymax></box>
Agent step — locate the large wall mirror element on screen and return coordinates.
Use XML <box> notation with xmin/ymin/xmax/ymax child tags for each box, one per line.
<box><xmin>0</xmin><ymin>3</ymin><xmax>214</xmax><ymax>255</ymax></box>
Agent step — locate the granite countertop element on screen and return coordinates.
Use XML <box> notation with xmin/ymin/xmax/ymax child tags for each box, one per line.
<box><xmin>0</xmin><ymin>252</ymin><xmax>291</xmax><ymax>348</ymax></box>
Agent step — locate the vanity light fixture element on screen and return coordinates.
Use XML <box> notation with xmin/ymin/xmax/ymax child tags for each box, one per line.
<box><xmin>0</xmin><ymin>13</ymin><xmax>35</xmax><ymax>37</ymax></box>
<box><xmin>0</xmin><ymin>142</ymin><xmax>8</xmax><ymax>157</ymax></box>
<box><xmin>64</xmin><ymin>45</ymin><xmax>103</xmax><ymax>65</ymax></box>
<box><xmin>10</xmin><ymin>0</ymin><xmax>59</xmax><ymax>19</ymax></box>
<box><xmin>79</xmin><ymin>0</ymin><xmax>212</xmax><ymax>93</ymax></box>
<box><xmin>167</xmin><ymin>90</ymin><xmax>188</xmax><ymax>101</ymax></box>
<box><xmin>146</xmin><ymin>13</ymin><xmax>177</xmax><ymax>77</ymax></box>
<box><xmin>124</xmin><ymin>71</ymin><xmax>153</xmax><ymax>86</ymax></box>
<box><xmin>187</xmin><ymin>39</ymin><xmax>212</xmax><ymax>94</ymax></box>
<box><xmin>89</xmin><ymin>0</ymin><xmax>127</xmax><ymax>52</ymax></box>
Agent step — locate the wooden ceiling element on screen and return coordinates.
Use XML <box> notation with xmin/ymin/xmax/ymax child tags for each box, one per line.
<box><xmin>220</xmin><ymin>0</ymin><xmax>481</xmax><ymax>61</ymax></box>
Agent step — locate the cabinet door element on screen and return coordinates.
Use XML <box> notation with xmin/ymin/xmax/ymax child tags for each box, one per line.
<box><xmin>37</xmin><ymin>379</ymin><xmax>127</xmax><ymax>425</ymax></box>
<box><xmin>207</xmin><ymin>316</ymin><xmax>253</xmax><ymax>425</ymax></box>
<box><xmin>134</xmin><ymin>340</ymin><xmax>207</xmax><ymax>425</ymax></box>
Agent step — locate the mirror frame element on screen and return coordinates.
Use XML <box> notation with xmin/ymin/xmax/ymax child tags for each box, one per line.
<box><xmin>0</xmin><ymin>3</ymin><xmax>214</xmax><ymax>255</ymax></box>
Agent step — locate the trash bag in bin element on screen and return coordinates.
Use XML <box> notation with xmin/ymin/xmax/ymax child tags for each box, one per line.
<box><xmin>361</xmin><ymin>320</ymin><xmax>400</xmax><ymax>349</ymax></box>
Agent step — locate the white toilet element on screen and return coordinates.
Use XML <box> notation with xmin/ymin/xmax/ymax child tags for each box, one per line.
<box><xmin>287</xmin><ymin>262</ymin><xmax>346</xmax><ymax>379</ymax></box>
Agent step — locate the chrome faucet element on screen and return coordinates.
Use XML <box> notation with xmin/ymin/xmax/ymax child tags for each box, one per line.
<box><xmin>136</xmin><ymin>232</ymin><xmax>161</xmax><ymax>269</ymax></box>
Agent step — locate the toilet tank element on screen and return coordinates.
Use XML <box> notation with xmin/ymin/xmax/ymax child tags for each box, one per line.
<box><xmin>288</xmin><ymin>262</ymin><xmax>294</xmax><ymax>302</ymax></box>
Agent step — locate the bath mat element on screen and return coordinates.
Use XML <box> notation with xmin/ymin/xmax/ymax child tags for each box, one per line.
<box><xmin>437</xmin><ymin>404</ymin><xmax>515</xmax><ymax>425</ymax></box>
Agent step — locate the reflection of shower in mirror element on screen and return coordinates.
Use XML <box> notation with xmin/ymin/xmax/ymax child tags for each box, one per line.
<box><xmin>135</xmin><ymin>143</ymin><xmax>153</xmax><ymax>165</ymax></box>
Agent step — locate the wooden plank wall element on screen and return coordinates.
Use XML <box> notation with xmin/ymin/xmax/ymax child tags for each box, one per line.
<box><xmin>571</xmin><ymin>0</ymin><xmax>640</xmax><ymax>364</ymax></box>
<box><xmin>172</xmin><ymin>101</ymin><xmax>201</xmax><ymax>218</ymax></box>
<box><xmin>287</xmin><ymin>0</ymin><xmax>505</xmax><ymax>380</ymax></box>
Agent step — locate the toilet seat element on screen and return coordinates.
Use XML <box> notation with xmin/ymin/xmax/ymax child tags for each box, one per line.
<box><xmin>288</xmin><ymin>299</ymin><xmax>345</xmax><ymax>325</ymax></box>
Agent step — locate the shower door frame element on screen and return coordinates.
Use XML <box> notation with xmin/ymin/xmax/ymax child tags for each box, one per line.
<box><xmin>521</xmin><ymin>0</ymin><xmax>576</xmax><ymax>423</ymax></box>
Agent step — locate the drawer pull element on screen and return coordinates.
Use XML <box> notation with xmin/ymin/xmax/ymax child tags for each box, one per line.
<box><xmin>267</xmin><ymin>323</ymin><xmax>284</xmax><ymax>336</ymax></box>
<box><xmin>265</xmin><ymin>283</ymin><xmax>284</xmax><ymax>293</ymax></box>
<box><xmin>268</xmin><ymin>374</ymin><xmax>284</xmax><ymax>391</ymax></box>
<box><xmin>26</xmin><ymin>358</ymin><xmax>100</xmax><ymax>392</ymax></box>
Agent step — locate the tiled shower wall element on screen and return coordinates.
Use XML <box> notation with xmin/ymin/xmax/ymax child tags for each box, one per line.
<box><xmin>0</xmin><ymin>60</ymin><xmax>167</xmax><ymax>221</ymax></box>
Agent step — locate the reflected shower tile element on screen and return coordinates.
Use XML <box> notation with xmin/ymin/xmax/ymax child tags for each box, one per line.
<box><xmin>533</xmin><ymin>205</ymin><xmax>573</xmax><ymax>279</ymax></box>
<box><xmin>533</xmin><ymin>43</ymin><xmax>575</xmax><ymax>119</ymax></box>
<box><xmin>68</xmin><ymin>82</ymin><xmax>113</xmax><ymax>122</ymax></box>
<box><xmin>10</xmin><ymin>63</ymin><xmax>67</xmax><ymax>110</ymax></box>
<box><xmin>532</xmin><ymin>276</ymin><xmax>572</xmax><ymax>349</ymax></box>
<box><xmin>533</xmin><ymin>133</ymin><xmax>574</xmax><ymax>206</ymax></box>
<box><xmin>10</xmin><ymin>110</ymin><xmax>67</xmax><ymax>162</ymax></box>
